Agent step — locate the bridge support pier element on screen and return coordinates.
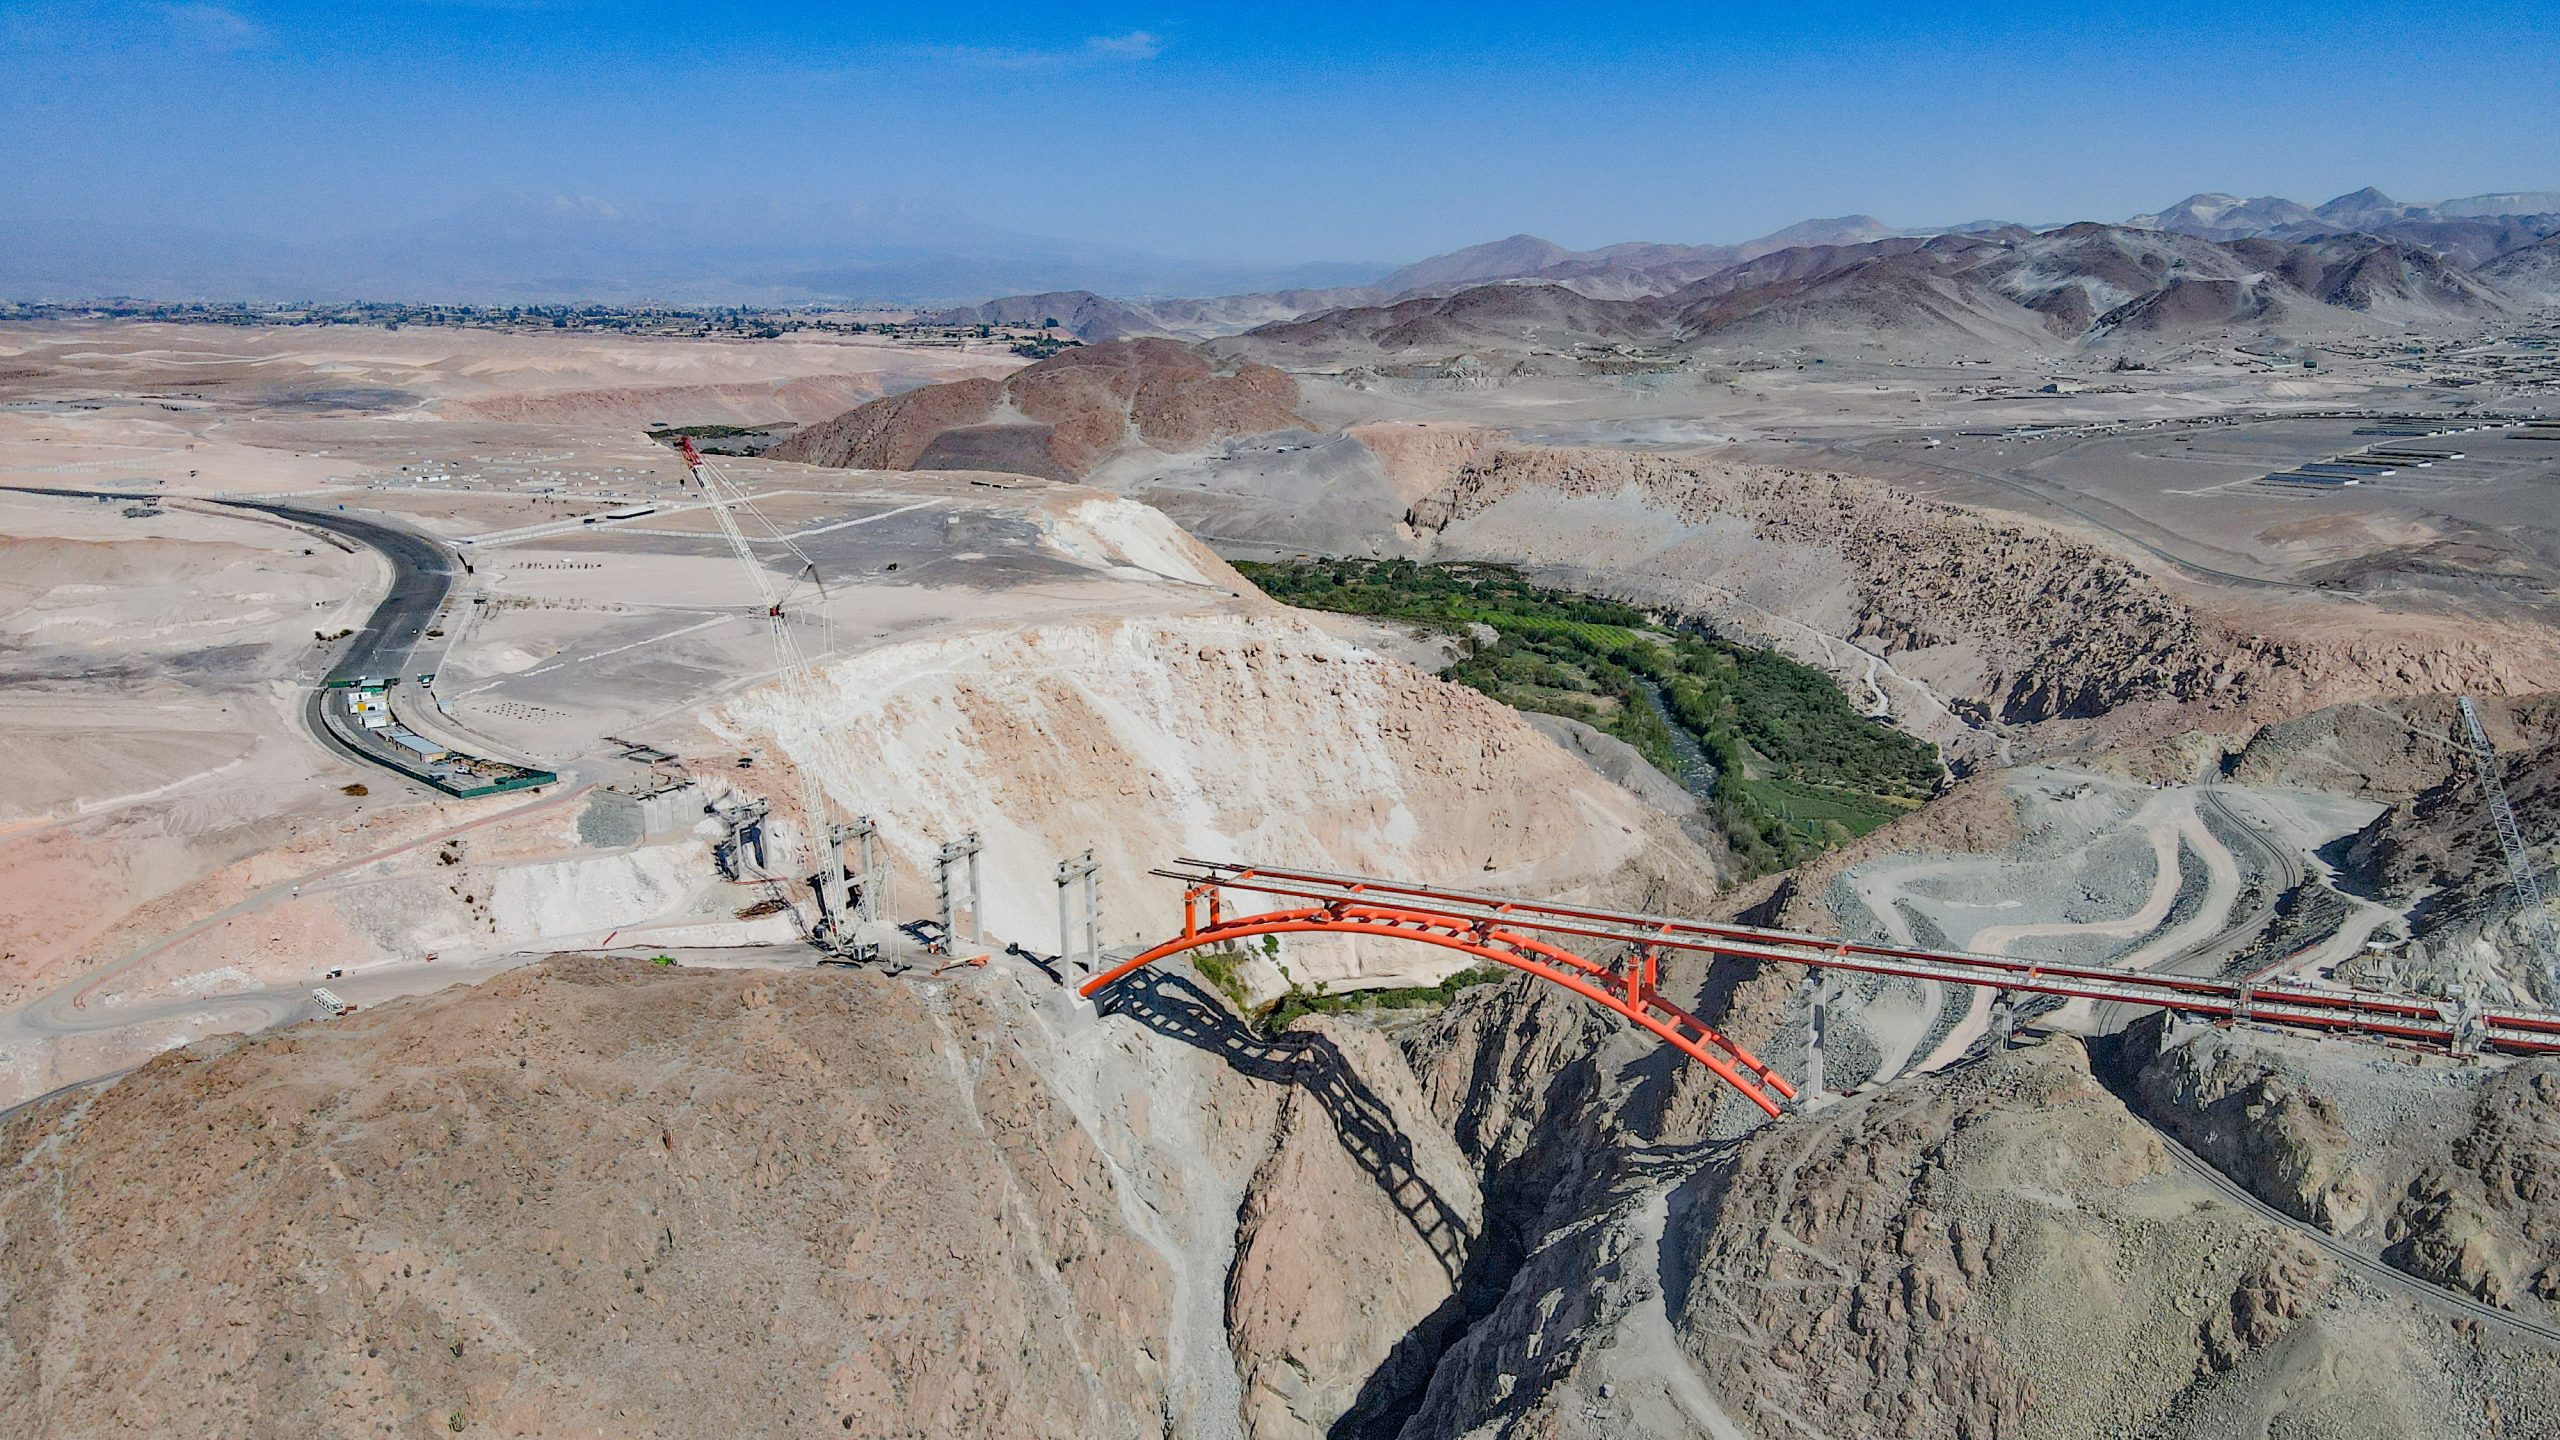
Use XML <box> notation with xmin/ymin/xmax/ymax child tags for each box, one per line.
<box><xmin>1056</xmin><ymin>849</ymin><xmax>1101</xmax><ymax>994</ymax></box>
<box><xmin>1802</xmin><ymin>976</ymin><xmax>1828</xmax><ymax>1106</ymax></box>
<box><xmin>934</xmin><ymin>832</ymin><xmax>983</xmax><ymax>953</ymax></box>
<box><xmin>849</xmin><ymin>815</ymin><xmax>887</xmax><ymax>923</ymax></box>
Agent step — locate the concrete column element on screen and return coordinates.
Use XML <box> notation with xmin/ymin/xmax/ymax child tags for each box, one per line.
<box><xmin>965</xmin><ymin>833</ymin><xmax>982</xmax><ymax>945</ymax></box>
<box><xmin>1803</xmin><ymin>976</ymin><xmax>1826</xmax><ymax>1105</ymax></box>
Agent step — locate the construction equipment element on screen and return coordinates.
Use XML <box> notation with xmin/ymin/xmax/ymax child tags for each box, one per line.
<box><xmin>2457</xmin><ymin>697</ymin><xmax>2560</xmax><ymax>996</ymax></box>
<box><xmin>674</xmin><ymin>437</ymin><xmax>863</xmax><ymax>954</ymax></box>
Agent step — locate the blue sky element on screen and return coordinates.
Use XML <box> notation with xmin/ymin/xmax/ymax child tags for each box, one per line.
<box><xmin>6</xmin><ymin>1</ymin><xmax>2557</xmax><ymax>265</ymax></box>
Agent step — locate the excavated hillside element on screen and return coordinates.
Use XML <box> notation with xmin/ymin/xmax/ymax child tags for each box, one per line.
<box><xmin>771</xmin><ymin>339</ymin><xmax>1302</xmax><ymax>480</ymax></box>
<box><xmin>2226</xmin><ymin>693</ymin><xmax>2560</xmax><ymax>1002</ymax></box>
<box><xmin>714</xmin><ymin>605</ymin><xmax>1724</xmax><ymax>993</ymax></box>
<box><xmin>1399</xmin><ymin>445</ymin><xmax>2560</xmax><ymax>761</ymax></box>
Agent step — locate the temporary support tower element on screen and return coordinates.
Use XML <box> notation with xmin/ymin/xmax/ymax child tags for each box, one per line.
<box><xmin>1056</xmin><ymin>848</ymin><xmax>1102</xmax><ymax>983</ymax></box>
<box><xmin>936</xmin><ymin>833</ymin><xmax>984</xmax><ymax>951</ymax></box>
<box><xmin>849</xmin><ymin>814</ymin><xmax>888</xmax><ymax>923</ymax></box>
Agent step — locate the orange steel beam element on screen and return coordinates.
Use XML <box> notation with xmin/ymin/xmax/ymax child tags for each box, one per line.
<box><xmin>1159</xmin><ymin>860</ymin><xmax>2560</xmax><ymax>1054</ymax></box>
<box><xmin>1081</xmin><ymin>900</ymin><xmax>1798</xmax><ymax>1116</ymax></box>
<box><xmin>1085</xmin><ymin>862</ymin><xmax>2560</xmax><ymax>1077</ymax></box>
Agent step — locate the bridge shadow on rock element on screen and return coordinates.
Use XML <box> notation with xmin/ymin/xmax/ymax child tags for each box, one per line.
<box><xmin>1103</xmin><ymin>968</ymin><xmax>1474</xmax><ymax>1284</ymax></box>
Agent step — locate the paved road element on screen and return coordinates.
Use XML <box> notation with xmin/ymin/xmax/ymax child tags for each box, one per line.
<box><xmin>217</xmin><ymin>497</ymin><xmax>460</xmax><ymax>687</ymax></box>
<box><xmin>6</xmin><ymin>485</ymin><xmax>482</xmax><ymax>787</ymax></box>
<box><xmin>4</xmin><ymin>484</ymin><xmax>458</xmax><ymax>687</ymax></box>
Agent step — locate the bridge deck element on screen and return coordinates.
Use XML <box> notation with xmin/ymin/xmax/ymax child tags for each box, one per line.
<box><xmin>1092</xmin><ymin>860</ymin><xmax>2560</xmax><ymax>1063</ymax></box>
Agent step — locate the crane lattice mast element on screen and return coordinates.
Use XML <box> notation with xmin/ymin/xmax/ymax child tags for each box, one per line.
<box><xmin>676</xmin><ymin>437</ymin><xmax>855</xmax><ymax>948</ymax></box>
<box><xmin>2457</xmin><ymin>696</ymin><xmax>2560</xmax><ymax>997</ymax></box>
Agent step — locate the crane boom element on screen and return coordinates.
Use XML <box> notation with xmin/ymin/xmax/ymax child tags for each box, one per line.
<box><xmin>676</xmin><ymin>437</ymin><xmax>855</xmax><ymax>947</ymax></box>
<box><xmin>2457</xmin><ymin>696</ymin><xmax>2560</xmax><ymax>998</ymax></box>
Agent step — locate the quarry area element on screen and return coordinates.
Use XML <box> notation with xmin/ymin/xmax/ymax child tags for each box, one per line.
<box><xmin>4</xmin><ymin>196</ymin><xmax>2560</xmax><ymax>1440</ymax></box>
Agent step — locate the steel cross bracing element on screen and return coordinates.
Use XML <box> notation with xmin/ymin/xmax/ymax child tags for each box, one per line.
<box><xmin>2457</xmin><ymin>697</ymin><xmax>2560</xmax><ymax>990</ymax></box>
<box><xmin>1078</xmin><ymin>859</ymin><xmax>2560</xmax><ymax>1112</ymax></box>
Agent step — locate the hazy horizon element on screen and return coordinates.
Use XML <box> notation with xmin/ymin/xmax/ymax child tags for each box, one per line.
<box><xmin>4</xmin><ymin>2</ymin><xmax>2557</xmax><ymax>301</ymax></box>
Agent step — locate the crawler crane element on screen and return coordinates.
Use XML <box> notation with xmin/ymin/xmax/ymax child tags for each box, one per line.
<box><xmin>2458</xmin><ymin>696</ymin><xmax>2560</xmax><ymax>999</ymax></box>
<box><xmin>674</xmin><ymin>437</ymin><xmax>862</xmax><ymax>952</ymax></box>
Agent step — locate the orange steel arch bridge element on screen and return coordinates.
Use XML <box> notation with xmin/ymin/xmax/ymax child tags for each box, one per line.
<box><xmin>1079</xmin><ymin>860</ymin><xmax>2560</xmax><ymax>1118</ymax></box>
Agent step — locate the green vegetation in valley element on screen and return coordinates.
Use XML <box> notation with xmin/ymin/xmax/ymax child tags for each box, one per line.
<box><xmin>644</xmin><ymin>423</ymin><xmax>768</xmax><ymax>440</ymax></box>
<box><xmin>1196</xmin><ymin>942</ymin><xmax>1508</xmax><ymax>1034</ymax></box>
<box><xmin>1237</xmin><ymin>558</ymin><xmax>1942</xmax><ymax>875</ymax></box>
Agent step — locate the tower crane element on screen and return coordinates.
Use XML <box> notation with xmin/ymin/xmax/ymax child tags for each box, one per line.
<box><xmin>674</xmin><ymin>437</ymin><xmax>861</xmax><ymax>951</ymax></box>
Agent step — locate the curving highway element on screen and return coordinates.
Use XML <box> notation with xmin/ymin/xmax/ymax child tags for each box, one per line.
<box><xmin>0</xmin><ymin>486</ymin><xmax>463</xmax><ymax>775</ymax></box>
<box><xmin>217</xmin><ymin>496</ymin><xmax>461</xmax><ymax>690</ymax></box>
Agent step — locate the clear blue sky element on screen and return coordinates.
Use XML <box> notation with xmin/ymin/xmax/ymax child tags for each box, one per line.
<box><xmin>6</xmin><ymin>1</ymin><xmax>2556</xmax><ymax>264</ymax></box>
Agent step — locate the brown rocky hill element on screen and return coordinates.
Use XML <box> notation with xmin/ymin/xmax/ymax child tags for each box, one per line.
<box><xmin>1229</xmin><ymin>283</ymin><xmax>1658</xmax><ymax>361</ymax></box>
<box><xmin>0</xmin><ymin>956</ymin><xmax>1487</xmax><ymax>1440</ymax></box>
<box><xmin>923</xmin><ymin>290</ymin><xmax>1166</xmax><ymax>341</ymax></box>
<box><xmin>8</xmin><ymin>949</ymin><xmax>2560</xmax><ymax>1437</ymax></box>
<box><xmin>1216</xmin><ymin>223</ymin><xmax>2520</xmax><ymax>362</ymax></box>
<box><xmin>770</xmin><ymin>338</ymin><xmax>1302</xmax><ymax>479</ymax></box>
<box><xmin>1666</xmin><ymin>248</ymin><xmax>2061</xmax><ymax>352</ymax></box>
<box><xmin>2481</xmin><ymin>232</ymin><xmax>2560</xmax><ymax>304</ymax></box>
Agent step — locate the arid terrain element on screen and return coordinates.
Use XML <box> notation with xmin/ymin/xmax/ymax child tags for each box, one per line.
<box><xmin>4</xmin><ymin>191</ymin><xmax>2559</xmax><ymax>1439</ymax></box>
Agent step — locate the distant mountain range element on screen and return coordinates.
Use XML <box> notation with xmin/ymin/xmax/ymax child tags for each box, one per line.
<box><xmin>2128</xmin><ymin>187</ymin><xmax>2560</xmax><ymax>239</ymax></box>
<box><xmin>920</xmin><ymin>187</ymin><xmax>2559</xmax><ymax>361</ymax></box>
<box><xmin>921</xmin><ymin>217</ymin><xmax>1960</xmax><ymax>339</ymax></box>
<box><xmin>6</xmin><ymin>184</ymin><xmax>2554</xmax><ymax>331</ymax></box>
<box><xmin>1208</xmin><ymin>220</ymin><xmax>2548</xmax><ymax>364</ymax></box>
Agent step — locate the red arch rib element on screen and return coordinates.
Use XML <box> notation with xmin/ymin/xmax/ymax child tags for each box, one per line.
<box><xmin>1080</xmin><ymin>904</ymin><xmax>1795</xmax><ymax>1117</ymax></box>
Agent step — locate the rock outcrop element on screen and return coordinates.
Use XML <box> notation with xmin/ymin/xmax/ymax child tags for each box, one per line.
<box><xmin>1226</xmin><ymin>1016</ymin><xmax>1484</xmax><ymax>1439</ymax></box>
<box><xmin>2385</xmin><ymin>1063</ymin><xmax>2560</xmax><ymax>1318</ymax></box>
<box><xmin>1394</xmin><ymin>1034</ymin><xmax>2560</xmax><ymax>1439</ymax></box>
<box><xmin>2124</xmin><ymin>1023</ymin><xmax>2560</xmax><ymax>1327</ymax></box>
<box><xmin>2131</xmin><ymin>1023</ymin><xmax>2376</xmax><ymax>1232</ymax></box>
